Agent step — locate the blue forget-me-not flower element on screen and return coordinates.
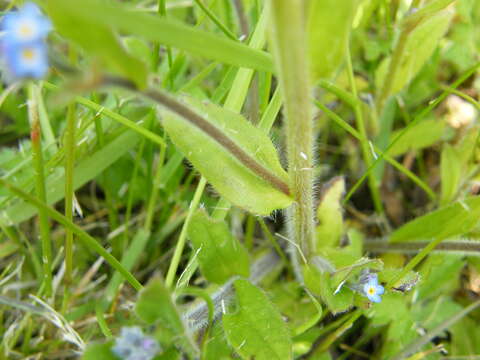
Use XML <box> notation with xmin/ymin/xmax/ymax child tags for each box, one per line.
<box><xmin>361</xmin><ymin>272</ymin><xmax>384</xmax><ymax>303</ymax></box>
<box><xmin>112</xmin><ymin>326</ymin><xmax>161</xmax><ymax>360</ymax></box>
<box><xmin>1</xmin><ymin>2</ymin><xmax>51</xmax><ymax>80</ymax></box>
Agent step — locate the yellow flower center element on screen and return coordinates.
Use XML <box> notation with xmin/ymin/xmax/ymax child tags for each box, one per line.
<box><xmin>367</xmin><ymin>287</ymin><xmax>375</xmax><ymax>295</ymax></box>
<box><xmin>22</xmin><ymin>48</ymin><xmax>37</xmax><ymax>62</ymax></box>
<box><xmin>18</xmin><ymin>22</ymin><xmax>34</xmax><ymax>38</ymax></box>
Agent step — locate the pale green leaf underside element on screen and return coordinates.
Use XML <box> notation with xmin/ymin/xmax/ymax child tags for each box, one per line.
<box><xmin>162</xmin><ymin>96</ymin><xmax>293</xmax><ymax>215</ymax></box>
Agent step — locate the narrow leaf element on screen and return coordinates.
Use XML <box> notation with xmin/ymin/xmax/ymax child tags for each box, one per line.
<box><xmin>307</xmin><ymin>0</ymin><xmax>359</xmax><ymax>81</ymax></box>
<box><xmin>45</xmin><ymin>0</ymin><xmax>147</xmax><ymax>88</ymax></box>
<box><xmin>43</xmin><ymin>0</ymin><xmax>273</xmax><ymax>73</ymax></box>
<box><xmin>390</xmin><ymin>197</ymin><xmax>480</xmax><ymax>242</ymax></box>
<box><xmin>4</xmin><ymin>129</ymin><xmax>140</xmax><ymax>225</ymax></box>
<box><xmin>440</xmin><ymin>144</ymin><xmax>462</xmax><ymax>205</ymax></box>
<box><xmin>316</xmin><ymin>177</ymin><xmax>345</xmax><ymax>249</ymax></box>
<box><xmin>378</xmin><ymin>1</ymin><xmax>454</xmax><ymax>97</ymax></box>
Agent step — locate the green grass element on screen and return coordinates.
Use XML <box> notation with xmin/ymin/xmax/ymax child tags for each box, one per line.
<box><xmin>1</xmin><ymin>0</ymin><xmax>480</xmax><ymax>359</ymax></box>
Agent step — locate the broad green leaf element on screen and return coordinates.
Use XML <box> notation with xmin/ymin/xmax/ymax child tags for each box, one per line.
<box><xmin>450</xmin><ymin>316</ymin><xmax>480</xmax><ymax>356</ymax></box>
<box><xmin>377</xmin><ymin>1</ymin><xmax>454</xmax><ymax>96</ymax></box>
<box><xmin>203</xmin><ymin>323</ymin><xmax>233</xmax><ymax>360</ymax></box>
<box><xmin>81</xmin><ymin>343</ymin><xmax>117</xmax><ymax>360</ymax></box>
<box><xmin>162</xmin><ymin>96</ymin><xmax>293</xmax><ymax>214</ymax></box>
<box><xmin>188</xmin><ymin>210</ymin><xmax>250</xmax><ymax>284</ymax></box>
<box><xmin>388</xmin><ymin>118</ymin><xmax>448</xmax><ymax>157</ymax></box>
<box><xmin>223</xmin><ymin>279</ymin><xmax>292</xmax><ymax>360</ymax></box>
<box><xmin>43</xmin><ymin>0</ymin><xmax>273</xmax><ymax>73</ymax></box>
<box><xmin>45</xmin><ymin>0</ymin><xmax>147</xmax><ymax>88</ymax></box>
<box><xmin>270</xmin><ymin>281</ymin><xmax>322</xmax><ymax>330</ymax></box>
<box><xmin>303</xmin><ymin>264</ymin><xmax>354</xmax><ymax>314</ymax></box>
<box><xmin>316</xmin><ymin>177</ymin><xmax>345</xmax><ymax>249</ymax></box>
<box><xmin>135</xmin><ymin>279</ymin><xmax>198</xmax><ymax>356</ymax></box>
<box><xmin>307</xmin><ymin>0</ymin><xmax>359</xmax><ymax>81</ymax></box>
<box><xmin>365</xmin><ymin>293</ymin><xmax>418</xmax><ymax>358</ymax></box>
<box><xmin>440</xmin><ymin>144</ymin><xmax>462</xmax><ymax>205</ymax></box>
<box><xmin>389</xmin><ymin>196</ymin><xmax>480</xmax><ymax>242</ymax></box>
<box><xmin>135</xmin><ymin>279</ymin><xmax>184</xmax><ymax>329</ymax></box>
<box><xmin>417</xmin><ymin>255</ymin><xmax>464</xmax><ymax>300</ymax></box>
<box><xmin>412</xmin><ymin>297</ymin><xmax>463</xmax><ymax>332</ymax></box>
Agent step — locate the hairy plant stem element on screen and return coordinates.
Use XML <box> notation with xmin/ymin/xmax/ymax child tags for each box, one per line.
<box><xmin>269</xmin><ymin>0</ymin><xmax>315</xmax><ymax>258</ymax></box>
<box><xmin>28</xmin><ymin>83</ymin><xmax>53</xmax><ymax>298</ymax></box>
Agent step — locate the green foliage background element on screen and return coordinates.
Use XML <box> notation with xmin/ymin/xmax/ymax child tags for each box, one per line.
<box><xmin>1</xmin><ymin>0</ymin><xmax>480</xmax><ymax>359</ymax></box>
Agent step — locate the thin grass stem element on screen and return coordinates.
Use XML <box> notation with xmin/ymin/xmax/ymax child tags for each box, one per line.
<box><xmin>28</xmin><ymin>83</ymin><xmax>53</xmax><ymax>297</ymax></box>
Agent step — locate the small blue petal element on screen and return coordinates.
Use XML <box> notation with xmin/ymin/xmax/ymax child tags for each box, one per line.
<box><xmin>368</xmin><ymin>293</ymin><xmax>382</xmax><ymax>303</ymax></box>
<box><xmin>113</xmin><ymin>327</ymin><xmax>160</xmax><ymax>360</ymax></box>
<box><xmin>4</xmin><ymin>41</ymin><xmax>49</xmax><ymax>79</ymax></box>
<box><xmin>2</xmin><ymin>2</ymin><xmax>51</xmax><ymax>45</ymax></box>
<box><xmin>376</xmin><ymin>284</ymin><xmax>385</xmax><ymax>295</ymax></box>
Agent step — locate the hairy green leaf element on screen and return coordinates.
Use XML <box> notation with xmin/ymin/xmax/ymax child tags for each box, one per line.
<box><xmin>223</xmin><ymin>279</ymin><xmax>292</xmax><ymax>360</ymax></box>
<box><xmin>162</xmin><ymin>96</ymin><xmax>293</xmax><ymax>214</ymax></box>
<box><xmin>188</xmin><ymin>210</ymin><xmax>250</xmax><ymax>284</ymax></box>
<box><xmin>135</xmin><ymin>279</ymin><xmax>198</xmax><ymax>356</ymax></box>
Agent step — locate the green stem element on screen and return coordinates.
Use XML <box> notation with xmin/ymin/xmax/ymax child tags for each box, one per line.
<box><xmin>193</xmin><ymin>0</ymin><xmax>237</xmax><ymax>41</ymax></box>
<box><xmin>144</xmin><ymin>136</ymin><xmax>167</xmax><ymax>232</ymax></box>
<box><xmin>345</xmin><ymin>45</ymin><xmax>384</xmax><ymax>215</ymax></box>
<box><xmin>28</xmin><ymin>83</ymin><xmax>53</xmax><ymax>297</ymax></box>
<box><xmin>165</xmin><ymin>178</ymin><xmax>207</xmax><ymax>288</ymax></box>
<box><xmin>386</xmin><ymin>237</ymin><xmax>444</xmax><ymax>290</ymax></box>
<box><xmin>64</xmin><ymin>102</ymin><xmax>76</xmax><ymax>283</ymax></box>
<box><xmin>0</xmin><ymin>178</ymin><xmax>143</xmax><ymax>291</ymax></box>
<box><xmin>344</xmin><ymin>62</ymin><xmax>480</xmax><ymax>204</ymax></box>
<box><xmin>315</xmin><ymin>101</ymin><xmax>435</xmax><ymax>200</ymax></box>
<box><xmin>365</xmin><ymin>238</ymin><xmax>480</xmax><ymax>255</ymax></box>
<box><xmin>315</xmin><ymin>309</ymin><xmax>362</xmax><ymax>354</ymax></box>
<box><xmin>269</xmin><ymin>0</ymin><xmax>315</xmax><ymax>257</ymax></box>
